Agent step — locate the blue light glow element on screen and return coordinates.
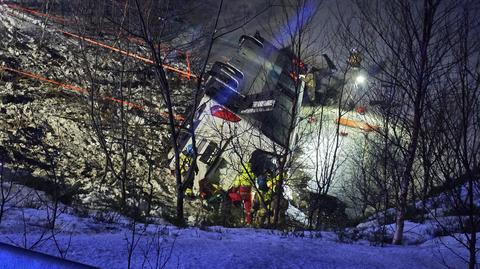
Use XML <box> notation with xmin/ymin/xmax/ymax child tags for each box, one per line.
<box><xmin>275</xmin><ymin>0</ymin><xmax>317</xmax><ymax>46</ymax></box>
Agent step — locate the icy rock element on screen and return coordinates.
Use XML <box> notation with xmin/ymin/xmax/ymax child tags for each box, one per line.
<box><xmin>5</xmin><ymin>82</ymin><xmax>13</xmax><ymax>91</ymax></box>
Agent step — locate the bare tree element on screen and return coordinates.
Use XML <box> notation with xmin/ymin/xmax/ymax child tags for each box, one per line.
<box><xmin>0</xmin><ymin>153</ymin><xmax>22</xmax><ymax>225</ymax></box>
<box><xmin>129</xmin><ymin>0</ymin><xmax>275</xmax><ymax>225</ymax></box>
<box><xmin>429</xmin><ymin>4</ymin><xmax>480</xmax><ymax>267</ymax></box>
<box><xmin>342</xmin><ymin>0</ymin><xmax>461</xmax><ymax>244</ymax></box>
<box><xmin>68</xmin><ymin>0</ymin><xmax>277</xmax><ymax>226</ymax></box>
<box><xmin>301</xmin><ymin>57</ymin><xmax>360</xmax><ymax>229</ymax></box>
<box><xmin>264</xmin><ymin>0</ymin><xmax>324</xmax><ymax>227</ymax></box>
<box><xmin>127</xmin><ymin>0</ymin><xmax>234</xmax><ymax>225</ymax></box>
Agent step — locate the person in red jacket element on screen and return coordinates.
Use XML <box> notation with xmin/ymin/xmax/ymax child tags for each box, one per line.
<box><xmin>228</xmin><ymin>163</ymin><xmax>254</xmax><ymax>225</ymax></box>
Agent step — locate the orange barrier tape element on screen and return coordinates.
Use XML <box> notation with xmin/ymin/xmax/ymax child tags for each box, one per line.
<box><xmin>336</xmin><ymin>117</ymin><xmax>379</xmax><ymax>132</ymax></box>
<box><xmin>59</xmin><ymin>30</ymin><xmax>197</xmax><ymax>79</ymax></box>
<box><xmin>103</xmin><ymin>96</ymin><xmax>144</xmax><ymax>110</ymax></box>
<box><xmin>1</xmin><ymin>65</ymin><xmax>187</xmax><ymax>121</ymax></box>
<box><xmin>4</xmin><ymin>3</ymin><xmax>195</xmax><ymax>80</ymax></box>
<box><xmin>5</xmin><ymin>3</ymin><xmax>71</xmax><ymax>24</ymax></box>
<box><xmin>186</xmin><ymin>51</ymin><xmax>191</xmax><ymax>80</ymax></box>
<box><xmin>127</xmin><ymin>35</ymin><xmax>192</xmax><ymax>80</ymax></box>
<box><xmin>1</xmin><ymin>65</ymin><xmax>142</xmax><ymax>109</ymax></box>
<box><xmin>160</xmin><ymin>111</ymin><xmax>185</xmax><ymax>122</ymax></box>
<box><xmin>59</xmin><ymin>30</ymin><xmax>153</xmax><ymax>63</ymax></box>
<box><xmin>1</xmin><ymin>66</ymin><xmax>86</xmax><ymax>94</ymax></box>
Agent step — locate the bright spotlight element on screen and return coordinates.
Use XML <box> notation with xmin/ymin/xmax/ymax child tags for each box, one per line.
<box><xmin>355</xmin><ymin>74</ymin><xmax>366</xmax><ymax>84</ymax></box>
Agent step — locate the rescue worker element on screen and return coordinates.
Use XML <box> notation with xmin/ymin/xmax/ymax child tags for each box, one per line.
<box><xmin>228</xmin><ymin>163</ymin><xmax>254</xmax><ymax>225</ymax></box>
<box><xmin>347</xmin><ymin>48</ymin><xmax>362</xmax><ymax>68</ymax></box>
<box><xmin>199</xmin><ymin>178</ymin><xmax>215</xmax><ymax>200</ymax></box>
<box><xmin>252</xmin><ymin>190</ymin><xmax>269</xmax><ymax>226</ymax></box>
<box><xmin>180</xmin><ymin>144</ymin><xmax>198</xmax><ymax>198</ymax></box>
<box><xmin>267</xmin><ymin>173</ymin><xmax>289</xmax><ymax>226</ymax></box>
<box><xmin>199</xmin><ymin>178</ymin><xmax>223</xmax><ymax>206</ymax></box>
<box><xmin>253</xmin><ymin>171</ymin><xmax>288</xmax><ymax>226</ymax></box>
<box><xmin>253</xmin><ymin>171</ymin><xmax>275</xmax><ymax>226</ymax></box>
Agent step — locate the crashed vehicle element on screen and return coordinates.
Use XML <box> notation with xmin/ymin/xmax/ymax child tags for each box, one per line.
<box><xmin>172</xmin><ymin>33</ymin><xmax>379</xmax><ymax>223</ymax></box>
<box><xmin>174</xmin><ymin>32</ymin><xmax>308</xmax><ymax>193</ymax></box>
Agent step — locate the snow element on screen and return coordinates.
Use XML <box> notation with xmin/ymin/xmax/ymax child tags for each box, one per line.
<box><xmin>0</xmin><ymin>186</ymin><xmax>471</xmax><ymax>269</ymax></box>
<box><xmin>0</xmin><ymin>219</ymin><xmax>470</xmax><ymax>268</ymax></box>
<box><xmin>0</xmin><ymin>2</ymin><xmax>477</xmax><ymax>269</ymax></box>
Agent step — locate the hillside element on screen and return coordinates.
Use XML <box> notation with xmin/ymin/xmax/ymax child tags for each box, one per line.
<box><xmin>0</xmin><ymin>1</ymin><xmax>479</xmax><ymax>268</ymax></box>
<box><xmin>0</xmin><ymin>185</ymin><xmax>471</xmax><ymax>268</ymax></box>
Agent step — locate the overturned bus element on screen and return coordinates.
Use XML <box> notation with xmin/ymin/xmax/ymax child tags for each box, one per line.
<box><xmin>175</xmin><ymin>32</ymin><xmax>307</xmax><ymax>193</ymax></box>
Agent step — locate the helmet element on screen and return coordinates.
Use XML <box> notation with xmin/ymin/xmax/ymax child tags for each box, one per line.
<box><xmin>186</xmin><ymin>144</ymin><xmax>194</xmax><ymax>156</ymax></box>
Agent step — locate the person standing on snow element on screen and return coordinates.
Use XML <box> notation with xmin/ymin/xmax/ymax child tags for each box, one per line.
<box><xmin>253</xmin><ymin>170</ymin><xmax>275</xmax><ymax>226</ymax></box>
<box><xmin>229</xmin><ymin>163</ymin><xmax>254</xmax><ymax>225</ymax></box>
<box><xmin>180</xmin><ymin>144</ymin><xmax>198</xmax><ymax>198</ymax></box>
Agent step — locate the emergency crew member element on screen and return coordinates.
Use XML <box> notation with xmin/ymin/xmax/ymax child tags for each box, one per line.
<box><xmin>229</xmin><ymin>163</ymin><xmax>254</xmax><ymax>225</ymax></box>
<box><xmin>253</xmin><ymin>171</ymin><xmax>276</xmax><ymax>226</ymax></box>
<box><xmin>253</xmin><ymin>172</ymin><xmax>289</xmax><ymax>226</ymax></box>
<box><xmin>180</xmin><ymin>144</ymin><xmax>198</xmax><ymax>197</ymax></box>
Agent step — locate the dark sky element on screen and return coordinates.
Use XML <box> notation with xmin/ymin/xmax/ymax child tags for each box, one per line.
<box><xmin>183</xmin><ymin>0</ymin><xmax>351</xmax><ymax>67</ymax></box>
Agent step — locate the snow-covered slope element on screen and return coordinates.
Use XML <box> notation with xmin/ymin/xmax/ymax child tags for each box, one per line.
<box><xmin>0</xmin><ymin>1</ymin><xmax>195</xmax><ymax>218</ymax></box>
<box><xmin>0</xmin><ymin>184</ymin><xmax>471</xmax><ymax>269</ymax></box>
<box><xmin>0</xmin><ymin>2</ymin><xmax>477</xmax><ymax>268</ymax></box>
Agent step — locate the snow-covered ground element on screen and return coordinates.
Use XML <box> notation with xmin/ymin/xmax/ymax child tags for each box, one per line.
<box><xmin>0</xmin><ymin>185</ymin><xmax>473</xmax><ymax>269</ymax></box>
<box><xmin>0</xmin><ymin>2</ymin><xmax>477</xmax><ymax>268</ymax></box>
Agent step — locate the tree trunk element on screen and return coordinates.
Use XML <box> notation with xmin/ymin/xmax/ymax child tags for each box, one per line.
<box><xmin>469</xmin><ymin>231</ymin><xmax>476</xmax><ymax>269</ymax></box>
<box><xmin>0</xmin><ymin>201</ymin><xmax>4</xmax><ymax>225</ymax></box>
<box><xmin>273</xmin><ymin>178</ymin><xmax>283</xmax><ymax>226</ymax></box>
<box><xmin>392</xmin><ymin>142</ymin><xmax>418</xmax><ymax>245</ymax></box>
<box><xmin>392</xmin><ymin>188</ymin><xmax>407</xmax><ymax>244</ymax></box>
<box><xmin>176</xmin><ymin>187</ymin><xmax>185</xmax><ymax>226</ymax></box>
<box><xmin>393</xmin><ymin>98</ymin><xmax>422</xmax><ymax>244</ymax></box>
<box><xmin>468</xmin><ymin>176</ymin><xmax>477</xmax><ymax>269</ymax></box>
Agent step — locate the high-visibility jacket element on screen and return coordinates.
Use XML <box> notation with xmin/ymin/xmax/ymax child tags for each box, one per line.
<box><xmin>180</xmin><ymin>154</ymin><xmax>193</xmax><ymax>175</ymax></box>
<box><xmin>180</xmin><ymin>153</ymin><xmax>198</xmax><ymax>176</ymax></box>
<box><xmin>233</xmin><ymin>164</ymin><xmax>254</xmax><ymax>188</ymax></box>
<box><xmin>230</xmin><ymin>163</ymin><xmax>254</xmax><ymax>224</ymax></box>
<box><xmin>264</xmin><ymin>174</ymin><xmax>281</xmax><ymax>202</ymax></box>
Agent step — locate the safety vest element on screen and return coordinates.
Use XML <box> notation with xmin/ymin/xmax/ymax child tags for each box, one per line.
<box><xmin>264</xmin><ymin>174</ymin><xmax>281</xmax><ymax>202</ymax></box>
<box><xmin>180</xmin><ymin>154</ymin><xmax>193</xmax><ymax>175</ymax></box>
<box><xmin>233</xmin><ymin>164</ymin><xmax>254</xmax><ymax>188</ymax></box>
